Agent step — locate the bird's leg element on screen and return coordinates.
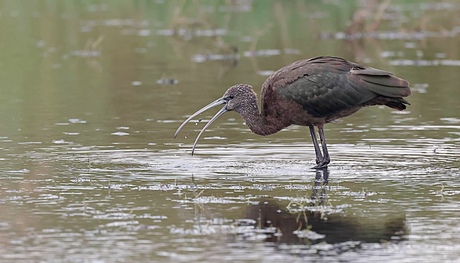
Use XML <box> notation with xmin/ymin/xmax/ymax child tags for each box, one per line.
<box><xmin>309</xmin><ymin>125</ymin><xmax>323</xmax><ymax>165</ymax></box>
<box><xmin>317</xmin><ymin>125</ymin><xmax>330</xmax><ymax>167</ymax></box>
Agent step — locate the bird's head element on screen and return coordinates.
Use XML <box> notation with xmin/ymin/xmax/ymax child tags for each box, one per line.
<box><xmin>223</xmin><ymin>84</ymin><xmax>257</xmax><ymax>113</ymax></box>
<box><xmin>174</xmin><ymin>84</ymin><xmax>256</xmax><ymax>155</ymax></box>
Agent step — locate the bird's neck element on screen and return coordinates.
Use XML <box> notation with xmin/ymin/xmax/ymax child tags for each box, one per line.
<box><xmin>238</xmin><ymin>100</ymin><xmax>288</xmax><ymax>136</ymax></box>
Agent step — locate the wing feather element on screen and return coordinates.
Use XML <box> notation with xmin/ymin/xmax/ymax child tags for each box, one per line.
<box><xmin>261</xmin><ymin>56</ymin><xmax>411</xmax><ymax>118</ymax></box>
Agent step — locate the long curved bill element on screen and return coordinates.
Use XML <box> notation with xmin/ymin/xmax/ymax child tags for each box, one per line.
<box><xmin>174</xmin><ymin>98</ymin><xmax>228</xmax><ymax>155</ymax></box>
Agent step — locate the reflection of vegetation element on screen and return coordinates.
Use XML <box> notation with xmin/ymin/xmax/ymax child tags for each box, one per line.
<box><xmin>286</xmin><ymin>169</ymin><xmax>330</xmax><ymax>230</ymax></box>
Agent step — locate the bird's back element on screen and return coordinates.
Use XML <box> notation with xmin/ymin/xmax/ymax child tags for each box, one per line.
<box><xmin>260</xmin><ymin>56</ymin><xmax>410</xmax><ymax>124</ymax></box>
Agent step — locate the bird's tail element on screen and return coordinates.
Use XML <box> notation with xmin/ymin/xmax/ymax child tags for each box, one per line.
<box><xmin>358</xmin><ymin>71</ymin><xmax>411</xmax><ymax>111</ymax></box>
<box><xmin>384</xmin><ymin>98</ymin><xmax>410</xmax><ymax>110</ymax></box>
<box><xmin>358</xmin><ymin>70</ymin><xmax>411</xmax><ymax>98</ymax></box>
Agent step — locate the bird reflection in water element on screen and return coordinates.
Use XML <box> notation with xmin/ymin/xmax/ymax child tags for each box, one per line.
<box><xmin>236</xmin><ymin>169</ymin><xmax>407</xmax><ymax>247</ymax></box>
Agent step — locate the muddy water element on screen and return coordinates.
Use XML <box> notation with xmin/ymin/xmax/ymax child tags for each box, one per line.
<box><xmin>1</xmin><ymin>1</ymin><xmax>460</xmax><ymax>262</ymax></box>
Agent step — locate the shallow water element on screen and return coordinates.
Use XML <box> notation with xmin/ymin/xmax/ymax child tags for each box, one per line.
<box><xmin>1</xmin><ymin>1</ymin><xmax>460</xmax><ymax>262</ymax></box>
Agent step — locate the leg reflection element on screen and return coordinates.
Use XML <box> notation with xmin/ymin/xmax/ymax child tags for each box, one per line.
<box><xmin>311</xmin><ymin>168</ymin><xmax>329</xmax><ymax>206</ymax></box>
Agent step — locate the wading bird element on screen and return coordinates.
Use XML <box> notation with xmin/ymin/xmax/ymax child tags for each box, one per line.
<box><xmin>174</xmin><ymin>56</ymin><xmax>411</xmax><ymax>168</ymax></box>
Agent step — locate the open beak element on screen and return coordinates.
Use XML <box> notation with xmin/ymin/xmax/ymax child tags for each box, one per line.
<box><xmin>174</xmin><ymin>97</ymin><xmax>228</xmax><ymax>155</ymax></box>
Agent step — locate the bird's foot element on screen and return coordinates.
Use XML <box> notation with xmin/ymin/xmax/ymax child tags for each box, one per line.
<box><xmin>312</xmin><ymin>158</ymin><xmax>330</xmax><ymax>169</ymax></box>
<box><xmin>312</xmin><ymin>163</ymin><xmax>328</xmax><ymax>169</ymax></box>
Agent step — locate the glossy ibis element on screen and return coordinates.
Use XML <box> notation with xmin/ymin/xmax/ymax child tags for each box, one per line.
<box><xmin>174</xmin><ymin>56</ymin><xmax>411</xmax><ymax>168</ymax></box>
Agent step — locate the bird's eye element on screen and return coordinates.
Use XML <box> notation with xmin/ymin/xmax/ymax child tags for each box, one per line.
<box><xmin>228</xmin><ymin>95</ymin><xmax>235</xmax><ymax>99</ymax></box>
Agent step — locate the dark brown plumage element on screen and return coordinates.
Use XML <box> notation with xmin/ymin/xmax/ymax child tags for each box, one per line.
<box><xmin>174</xmin><ymin>56</ymin><xmax>411</xmax><ymax>168</ymax></box>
